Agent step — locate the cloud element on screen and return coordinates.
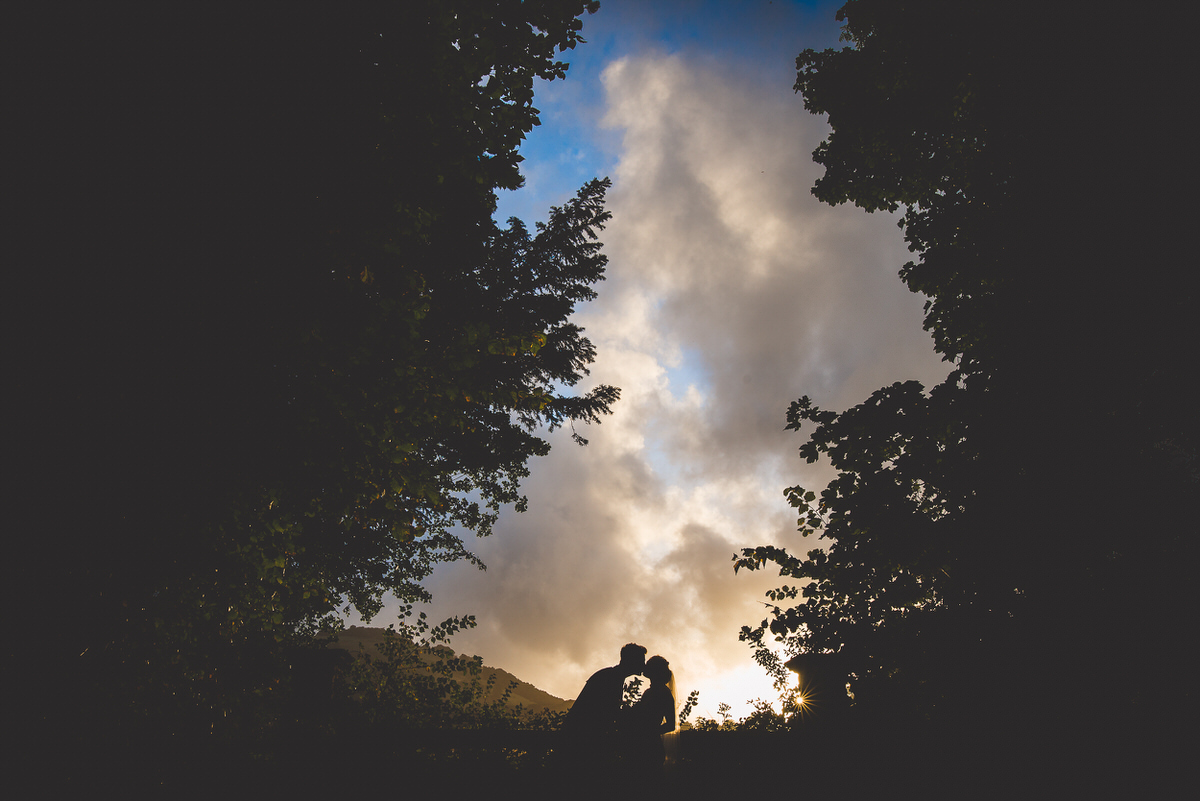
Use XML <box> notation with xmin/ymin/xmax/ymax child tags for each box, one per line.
<box><xmin>409</xmin><ymin>51</ymin><xmax>947</xmax><ymax>718</ymax></box>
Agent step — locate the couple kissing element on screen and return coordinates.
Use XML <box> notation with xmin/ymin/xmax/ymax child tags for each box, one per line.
<box><xmin>561</xmin><ymin>643</ymin><xmax>676</xmax><ymax>776</ymax></box>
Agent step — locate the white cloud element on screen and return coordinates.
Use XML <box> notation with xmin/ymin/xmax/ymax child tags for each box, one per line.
<box><xmin>408</xmin><ymin>51</ymin><xmax>947</xmax><ymax>719</ymax></box>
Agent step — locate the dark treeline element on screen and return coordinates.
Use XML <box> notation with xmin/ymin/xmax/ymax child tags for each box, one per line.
<box><xmin>9</xmin><ymin>0</ymin><xmax>610</xmax><ymax>761</ymax></box>
<box><xmin>738</xmin><ymin>0</ymin><xmax>1196</xmax><ymax>773</ymax></box>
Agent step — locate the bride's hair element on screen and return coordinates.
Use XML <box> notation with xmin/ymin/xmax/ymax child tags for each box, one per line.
<box><xmin>645</xmin><ymin>655</ymin><xmax>671</xmax><ymax>683</ymax></box>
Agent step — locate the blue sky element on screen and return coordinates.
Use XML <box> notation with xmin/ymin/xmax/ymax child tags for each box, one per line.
<box><xmin>361</xmin><ymin>0</ymin><xmax>948</xmax><ymax>721</ymax></box>
<box><xmin>496</xmin><ymin>1</ymin><xmax>847</xmax><ymax>227</ymax></box>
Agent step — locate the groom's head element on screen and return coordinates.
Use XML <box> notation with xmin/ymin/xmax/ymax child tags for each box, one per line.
<box><xmin>619</xmin><ymin>643</ymin><xmax>647</xmax><ymax>676</ymax></box>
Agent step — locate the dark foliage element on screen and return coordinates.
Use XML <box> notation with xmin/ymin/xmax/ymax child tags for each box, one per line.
<box><xmin>9</xmin><ymin>0</ymin><xmax>611</xmax><ymax>741</ymax></box>
<box><xmin>738</xmin><ymin>0</ymin><xmax>1196</xmax><ymax>735</ymax></box>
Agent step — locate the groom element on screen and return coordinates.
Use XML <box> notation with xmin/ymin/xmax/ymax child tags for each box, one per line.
<box><xmin>561</xmin><ymin>643</ymin><xmax>647</xmax><ymax>770</ymax></box>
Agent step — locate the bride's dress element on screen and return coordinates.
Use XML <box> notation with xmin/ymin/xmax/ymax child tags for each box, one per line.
<box><xmin>626</xmin><ymin>683</ymin><xmax>675</xmax><ymax>770</ymax></box>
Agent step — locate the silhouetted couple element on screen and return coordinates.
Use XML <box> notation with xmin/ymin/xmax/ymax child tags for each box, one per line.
<box><xmin>561</xmin><ymin>643</ymin><xmax>676</xmax><ymax>780</ymax></box>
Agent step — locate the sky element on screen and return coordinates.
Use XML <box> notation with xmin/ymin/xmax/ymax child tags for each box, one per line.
<box><xmin>360</xmin><ymin>0</ymin><xmax>950</xmax><ymax>720</ymax></box>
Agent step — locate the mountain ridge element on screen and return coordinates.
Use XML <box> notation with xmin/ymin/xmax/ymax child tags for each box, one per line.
<box><xmin>324</xmin><ymin>626</ymin><xmax>573</xmax><ymax>714</ymax></box>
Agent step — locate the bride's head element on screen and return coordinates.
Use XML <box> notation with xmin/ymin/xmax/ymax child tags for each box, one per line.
<box><xmin>645</xmin><ymin>655</ymin><xmax>672</xmax><ymax>686</ymax></box>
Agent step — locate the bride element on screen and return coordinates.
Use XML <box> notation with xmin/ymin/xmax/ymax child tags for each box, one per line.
<box><xmin>624</xmin><ymin>655</ymin><xmax>676</xmax><ymax>775</ymax></box>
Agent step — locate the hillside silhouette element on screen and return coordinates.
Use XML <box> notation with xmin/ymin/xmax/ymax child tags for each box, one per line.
<box><xmin>324</xmin><ymin>626</ymin><xmax>573</xmax><ymax>714</ymax></box>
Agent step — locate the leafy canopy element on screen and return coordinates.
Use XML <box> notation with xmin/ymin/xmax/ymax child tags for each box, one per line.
<box><xmin>737</xmin><ymin>0</ymin><xmax>1196</xmax><ymax>725</ymax></box>
<box><xmin>12</xmin><ymin>0</ymin><xmax>614</xmax><ymax>733</ymax></box>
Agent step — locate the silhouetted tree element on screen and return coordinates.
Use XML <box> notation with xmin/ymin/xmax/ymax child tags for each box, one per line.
<box><xmin>738</xmin><ymin>0</ymin><xmax>1195</xmax><ymax>733</ymax></box>
<box><xmin>10</xmin><ymin>1</ymin><xmax>611</xmax><ymax>738</ymax></box>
